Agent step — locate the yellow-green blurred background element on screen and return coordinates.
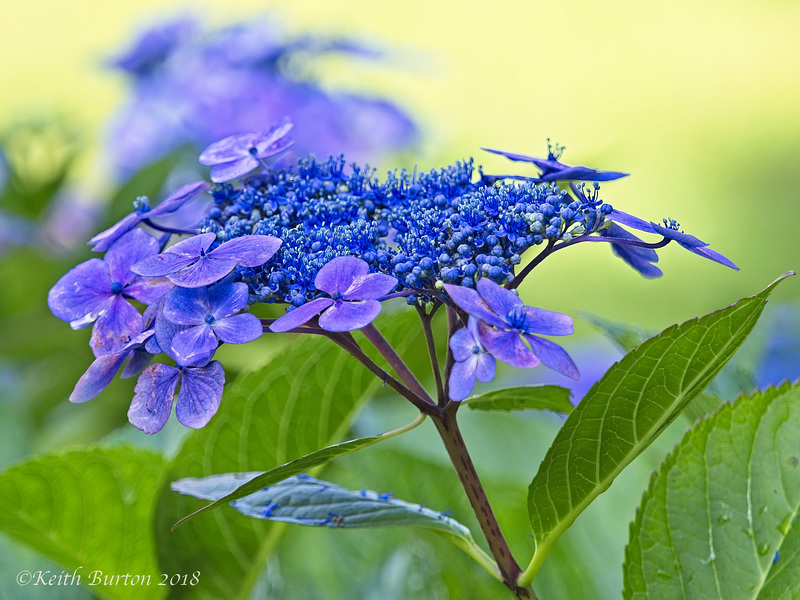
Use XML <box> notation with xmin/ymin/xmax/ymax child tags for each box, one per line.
<box><xmin>2</xmin><ymin>0</ymin><xmax>799</xmax><ymax>327</ymax></box>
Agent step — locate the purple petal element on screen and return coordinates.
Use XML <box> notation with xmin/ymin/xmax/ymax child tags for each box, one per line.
<box><xmin>482</xmin><ymin>147</ymin><xmax>539</xmax><ymax>164</ymax></box>
<box><xmin>315</xmin><ymin>256</ymin><xmax>369</xmax><ymax>295</ymax></box>
<box><xmin>128</xmin><ymin>363</ymin><xmax>180</xmax><ymax>434</ymax></box>
<box><xmin>541</xmin><ymin>166</ymin><xmax>628</xmax><ymax>182</ymax></box>
<box><xmin>606</xmin><ymin>210</ymin><xmax>657</xmax><ymax>234</ymax></box>
<box><xmin>450</xmin><ymin>327</ymin><xmax>478</xmax><ymax>362</ymax></box>
<box><xmin>269</xmin><ymin>298</ymin><xmax>333</xmax><ymax>332</ymax></box>
<box><xmin>199</xmin><ymin>133</ymin><xmax>255</xmax><ymax>164</ymax></box>
<box><xmin>121</xmin><ymin>348</ymin><xmax>154</xmax><ymax>378</ymax></box>
<box><xmin>318</xmin><ymin>299</ymin><xmax>382</xmax><ymax>332</ymax></box>
<box><xmin>131</xmin><ymin>252</ymin><xmax>199</xmax><ymax>278</ymax></box>
<box><xmin>479</xmin><ymin>327</ymin><xmax>539</xmax><ymax>369</ymax></box>
<box><xmin>90</xmin><ymin>296</ymin><xmax>144</xmax><ymax>356</ymax></box>
<box><xmin>48</xmin><ymin>258</ymin><xmax>111</xmax><ymax>323</ymax></box>
<box><xmin>170</xmin><ymin>325</ymin><xmax>219</xmax><ymax>367</ymax></box>
<box><xmin>475</xmin><ymin>278</ymin><xmax>522</xmax><ymax>321</ymax></box>
<box><xmin>208</xmin><ymin>235</ymin><xmax>282</xmax><ymax>267</ymax></box>
<box><xmin>209</xmin><ymin>157</ymin><xmax>260</xmax><ymax>183</ymax></box>
<box><xmin>443</xmin><ymin>283</ymin><xmax>506</xmax><ymax>329</ymax></box>
<box><xmin>163</xmin><ymin>287</ymin><xmax>211</xmax><ymax>325</ymax></box>
<box><xmin>168</xmin><ymin>255</ymin><xmax>238</xmax><ymax>287</ymax></box>
<box><xmin>88</xmin><ymin>212</ymin><xmax>142</xmax><ymax>252</ymax></box>
<box><xmin>475</xmin><ymin>352</ymin><xmax>496</xmax><ymax>383</ymax></box>
<box><xmin>521</xmin><ymin>307</ymin><xmax>574</xmax><ymax>336</ymax></box>
<box><xmin>448</xmin><ymin>359</ymin><xmax>478</xmax><ymax>402</ymax></box>
<box><xmin>175</xmin><ymin>361</ymin><xmax>225</xmax><ymax>429</ymax></box>
<box><xmin>343</xmin><ymin>272</ymin><xmax>398</xmax><ymax>300</ymax></box>
<box><xmin>213</xmin><ymin>313</ymin><xmax>263</xmax><ymax>345</ymax></box>
<box><xmin>70</xmin><ymin>352</ymin><xmax>129</xmax><ymax>403</ymax></box>
<box><xmin>605</xmin><ymin>223</ymin><xmax>662</xmax><ymax>279</ymax></box>
<box><xmin>252</xmin><ymin>121</ymin><xmax>294</xmax><ymax>158</ymax></box>
<box><xmin>123</xmin><ymin>276</ymin><xmax>174</xmax><ymax>305</ymax></box>
<box><xmin>650</xmin><ymin>222</ymin><xmax>707</xmax><ymax>248</ymax></box>
<box><xmin>104</xmin><ymin>228</ymin><xmax>161</xmax><ymax>283</ymax></box>
<box><xmin>524</xmin><ymin>335</ymin><xmax>580</xmax><ymax>380</ymax></box>
<box><xmin>206</xmin><ymin>282</ymin><xmax>250</xmax><ymax>319</ymax></box>
<box><xmin>163</xmin><ymin>232</ymin><xmax>217</xmax><ymax>258</ymax></box>
<box><xmin>692</xmin><ymin>246</ymin><xmax>739</xmax><ymax>271</ymax></box>
<box><xmin>146</xmin><ymin>181</ymin><xmax>210</xmax><ymax>217</ymax></box>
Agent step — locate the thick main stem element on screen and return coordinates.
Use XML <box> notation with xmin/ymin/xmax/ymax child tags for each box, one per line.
<box><xmin>432</xmin><ymin>405</ymin><xmax>536</xmax><ymax>599</ymax></box>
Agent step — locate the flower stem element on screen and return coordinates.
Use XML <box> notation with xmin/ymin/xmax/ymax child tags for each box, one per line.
<box><xmin>360</xmin><ymin>322</ymin><xmax>434</xmax><ymax>405</ymax></box>
<box><xmin>431</xmin><ymin>404</ymin><xmax>537</xmax><ymax>599</ymax></box>
<box><xmin>416</xmin><ymin>303</ymin><xmax>445</xmax><ymax>402</ymax></box>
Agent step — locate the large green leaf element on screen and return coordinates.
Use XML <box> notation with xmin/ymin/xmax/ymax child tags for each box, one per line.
<box><xmin>171</xmin><ymin>414</ymin><xmax>425</xmax><ymax>528</ymax></box>
<box><xmin>154</xmin><ymin>310</ymin><xmax>425</xmax><ymax>600</ymax></box>
<box><xmin>463</xmin><ymin>385</ymin><xmax>573</xmax><ymax>414</ymax></box>
<box><xmin>624</xmin><ymin>381</ymin><xmax>800</xmax><ymax>599</ymax></box>
<box><xmin>520</xmin><ymin>273</ymin><xmax>792</xmax><ymax>585</ymax></box>
<box><xmin>0</xmin><ymin>447</ymin><xmax>167</xmax><ymax>600</ymax></box>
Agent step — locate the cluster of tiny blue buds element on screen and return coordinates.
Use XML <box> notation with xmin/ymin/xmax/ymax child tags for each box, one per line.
<box><xmin>197</xmin><ymin>155</ymin><xmax>614</xmax><ymax>306</ymax></box>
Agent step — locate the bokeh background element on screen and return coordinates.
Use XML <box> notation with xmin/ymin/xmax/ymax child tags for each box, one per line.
<box><xmin>1</xmin><ymin>1</ymin><xmax>798</xmax><ymax>598</ymax></box>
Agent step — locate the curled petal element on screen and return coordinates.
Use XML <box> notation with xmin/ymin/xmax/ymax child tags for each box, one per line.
<box><xmin>146</xmin><ymin>181</ymin><xmax>210</xmax><ymax>217</ymax></box>
<box><xmin>88</xmin><ymin>213</ymin><xmax>142</xmax><ymax>252</ymax></box>
<box><xmin>315</xmin><ymin>256</ymin><xmax>369</xmax><ymax>295</ymax></box>
<box><xmin>128</xmin><ymin>363</ymin><xmax>180</xmax><ymax>434</ymax></box>
<box><xmin>524</xmin><ymin>334</ymin><xmax>580</xmax><ymax>380</ymax></box>
<box><xmin>318</xmin><ymin>299</ymin><xmax>382</xmax><ymax>332</ymax></box>
<box><xmin>269</xmin><ymin>298</ymin><xmax>333</xmax><ymax>333</ymax></box>
<box><xmin>605</xmin><ymin>223</ymin><xmax>662</xmax><ymax>279</ymax></box>
<box><xmin>175</xmin><ymin>361</ymin><xmax>225</xmax><ymax>429</ymax></box>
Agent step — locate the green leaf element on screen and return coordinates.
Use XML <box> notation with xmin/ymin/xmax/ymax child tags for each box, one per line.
<box><xmin>172</xmin><ymin>472</ymin><xmax>473</xmax><ymax>535</ymax></box>
<box><xmin>624</xmin><ymin>381</ymin><xmax>800</xmax><ymax>599</ymax></box>
<box><xmin>171</xmin><ymin>414</ymin><xmax>425</xmax><ymax>529</ymax></box>
<box><xmin>463</xmin><ymin>385</ymin><xmax>573</xmax><ymax>414</ymax></box>
<box><xmin>520</xmin><ymin>273</ymin><xmax>793</xmax><ymax>586</ymax></box>
<box><xmin>0</xmin><ymin>447</ymin><xmax>167</xmax><ymax>600</ymax></box>
<box><xmin>154</xmin><ymin>310</ymin><xmax>425</xmax><ymax>600</ymax></box>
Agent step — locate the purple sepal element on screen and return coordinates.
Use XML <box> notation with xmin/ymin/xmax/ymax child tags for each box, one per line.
<box><xmin>606</xmin><ymin>210</ymin><xmax>656</xmax><ymax>234</ymax></box>
<box><xmin>205</xmin><ymin>235</ymin><xmax>283</xmax><ymax>267</ymax></box>
<box><xmin>269</xmin><ymin>298</ymin><xmax>333</xmax><ymax>332</ymax></box>
<box><xmin>146</xmin><ymin>181</ymin><xmax>210</xmax><ymax>218</ymax></box>
<box><xmin>89</xmin><ymin>295</ymin><xmax>144</xmax><ymax>357</ymax></box>
<box><xmin>170</xmin><ymin>326</ymin><xmax>219</xmax><ymax>367</ymax></box>
<box><xmin>650</xmin><ymin>223</ymin><xmax>739</xmax><ymax>271</ymax></box>
<box><xmin>479</xmin><ymin>327</ymin><xmax>539</xmax><ymax>368</ymax></box>
<box><xmin>442</xmin><ymin>283</ymin><xmax>506</xmax><ymax>329</ymax></box>
<box><xmin>70</xmin><ymin>353</ymin><xmax>129</xmax><ymax>403</ymax></box>
<box><xmin>605</xmin><ymin>223</ymin><xmax>662</xmax><ymax>279</ymax></box>
<box><xmin>168</xmin><ymin>257</ymin><xmax>238</xmax><ymax>288</ymax></box>
<box><xmin>128</xmin><ymin>363</ymin><xmax>181</xmax><ymax>434</ymax></box>
<box><xmin>318</xmin><ymin>299</ymin><xmax>382</xmax><ymax>332</ymax></box>
<box><xmin>315</xmin><ymin>256</ymin><xmax>369</xmax><ymax>294</ymax></box>
<box><xmin>482</xmin><ymin>147</ymin><xmax>629</xmax><ymax>182</ymax></box>
<box><xmin>523</xmin><ymin>335</ymin><xmax>580</xmax><ymax>380</ymax></box>
<box><xmin>88</xmin><ymin>213</ymin><xmax>141</xmax><ymax>253</ymax></box>
<box><xmin>199</xmin><ymin>121</ymin><xmax>294</xmax><ymax>183</ymax></box>
<box><xmin>48</xmin><ymin>259</ymin><xmax>110</xmax><ymax>323</ymax></box>
<box><xmin>212</xmin><ymin>313</ymin><xmax>263</xmax><ymax>344</ymax></box>
<box><xmin>121</xmin><ymin>348</ymin><xmax>155</xmax><ymax>378</ymax></box>
<box><xmin>175</xmin><ymin>361</ymin><xmax>225</xmax><ymax>429</ymax></box>
<box><xmin>448</xmin><ymin>318</ymin><xmax>496</xmax><ymax>401</ymax></box>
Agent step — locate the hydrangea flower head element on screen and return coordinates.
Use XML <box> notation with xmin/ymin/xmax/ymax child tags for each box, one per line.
<box><xmin>270</xmin><ymin>256</ymin><xmax>398</xmax><ymax>333</ymax></box>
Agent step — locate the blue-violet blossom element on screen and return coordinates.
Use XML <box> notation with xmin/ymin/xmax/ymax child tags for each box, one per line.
<box><xmin>448</xmin><ymin>317</ymin><xmax>496</xmax><ymax>401</ymax></box>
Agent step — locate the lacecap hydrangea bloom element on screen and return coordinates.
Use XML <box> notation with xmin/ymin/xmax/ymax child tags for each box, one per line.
<box><xmin>48</xmin><ymin>124</ymin><xmax>737</xmax><ymax>432</ymax></box>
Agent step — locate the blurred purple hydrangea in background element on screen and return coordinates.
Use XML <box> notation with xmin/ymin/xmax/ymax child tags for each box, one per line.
<box><xmin>106</xmin><ymin>14</ymin><xmax>417</xmax><ymax>180</ymax></box>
